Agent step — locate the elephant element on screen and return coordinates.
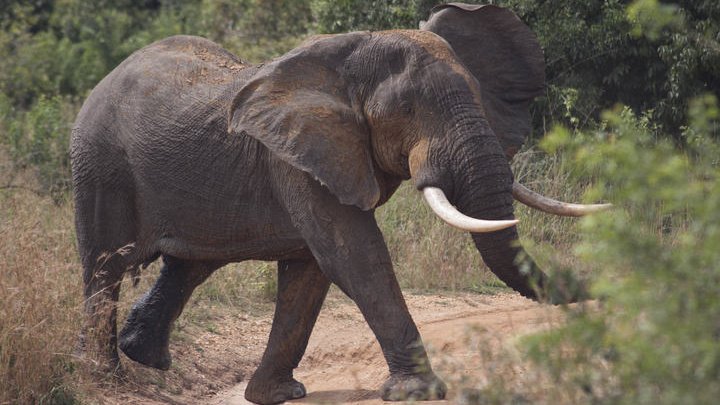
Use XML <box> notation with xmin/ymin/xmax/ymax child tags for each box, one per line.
<box><xmin>71</xmin><ymin>3</ymin><xmax>608</xmax><ymax>404</ymax></box>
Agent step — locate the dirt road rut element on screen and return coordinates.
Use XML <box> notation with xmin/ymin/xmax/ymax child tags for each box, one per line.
<box><xmin>212</xmin><ymin>292</ymin><xmax>562</xmax><ymax>404</ymax></box>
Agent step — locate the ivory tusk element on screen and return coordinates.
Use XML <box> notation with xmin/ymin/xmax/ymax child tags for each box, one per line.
<box><xmin>422</xmin><ymin>187</ymin><xmax>519</xmax><ymax>232</ymax></box>
<box><xmin>512</xmin><ymin>182</ymin><xmax>612</xmax><ymax>217</ymax></box>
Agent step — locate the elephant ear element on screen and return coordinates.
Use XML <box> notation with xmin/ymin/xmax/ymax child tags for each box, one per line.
<box><xmin>228</xmin><ymin>33</ymin><xmax>381</xmax><ymax>210</ymax></box>
<box><xmin>422</xmin><ymin>3</ymin><xmax>545</xmax><ymax>158</ymax></box>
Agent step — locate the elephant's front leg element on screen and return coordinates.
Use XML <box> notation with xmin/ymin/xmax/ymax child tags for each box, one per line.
<box><xmin>245</xmin><ymin>257</ymin><xmax>331</xmax><ymax>404</ymax></box>
<box><xmin>275</xmin><ymin>172</ymin><xmax>446</xmax><ymax>402</ymax></box>
<box><xmin>316</xmin><ymin>222</ymin><xmax>446</xmax><ymax>401</ymax></box>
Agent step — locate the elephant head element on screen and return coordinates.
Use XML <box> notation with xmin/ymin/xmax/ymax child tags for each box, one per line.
<box><xmin>422</xmin><ymin>3</ymin><xmax>611</xmax><ymax>216</ymax></box>
<box><xmin>422</xmin><ymin>3</ymin><xmax>544</xmax><ymax>160</ymax></box>
<box><xmin>227</xmin><ymin>22</ymin><xmax>604</xmax><ymax>301</ymax></box>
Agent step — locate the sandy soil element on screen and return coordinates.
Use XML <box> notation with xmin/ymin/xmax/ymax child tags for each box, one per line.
<box><xmin>100</xmin><ymin>290</ymin><xmax>564</xmax><ymax>404</ymax></box>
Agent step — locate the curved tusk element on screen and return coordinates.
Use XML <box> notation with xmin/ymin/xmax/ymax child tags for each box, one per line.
<box><xmin>512</xmin><ymin>182</ymin><xmax>612</xmax><ymax>217</ymax></box>
<box><xmin>422</xmin><ymin>187</ymin><xmax>519</xmax><ymax>232</ymax></box>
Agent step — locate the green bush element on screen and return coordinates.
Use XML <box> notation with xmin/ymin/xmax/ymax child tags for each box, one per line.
<box><xmin>0</xmin><ymin>0</ymin><xmax>315</xmax><ymax>194</ymax></box>
<box><xmin>0</xmin><ymin>95</ymin><xmax>75</xmax><ymax>196</ymax></box>
<box><xmin>497</xmin><ymin>0</ymin><xmax>720</xmax><ymax>138</ymax></box>
<box><xmin>519</xmin><ymin>96</ymin><xmax>720</xmax><ymax>404</ymax></box>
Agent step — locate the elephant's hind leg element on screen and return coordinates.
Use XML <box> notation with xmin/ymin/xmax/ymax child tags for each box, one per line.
<box><xmin>245</xmin><ymin>257</ymin><xmax>331</xmax><ymax>405</ymax></box>
<box><xmin>75</xmin><ymin>181</ymin><xmax>138</xmax><ymax>372</ymax></box>
<box><xmin>80</xmin><ymin>248</ymin><xmax>129</xmax><ymax>371</ymax></box>
<box><xmin>119</xmin><ymin>256</ymin><xmax>220</xmax><ymax>370</ymax></box>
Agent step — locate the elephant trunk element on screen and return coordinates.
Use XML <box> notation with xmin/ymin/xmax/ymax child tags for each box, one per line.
<box><xmin>472</xmin><ymin>223</ymin><xmax>546</xmax><ymax>300</ymax></box>
<box><xmin>448</xmin><ymin>141</ymin><xmax>583</xmax><ymax>304</ymax></box>
<box><xmin>447</xmin><ymin>150</ymin><xmax>538</xmax><ymax>300</ymax></box>
<box><xmin>463</xmin><ymin>199</ymin><xmax>585</xmax><ymax>304</ymax></box>
<box><xmin>412</xmin><ymin>108</ymin><xmax>587</xmax><ymax>303</ymax></box>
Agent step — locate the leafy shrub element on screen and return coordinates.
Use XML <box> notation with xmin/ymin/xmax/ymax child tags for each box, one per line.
<box><xmin>520</xmin><ymin>96</ymin><xmax>720</xmax><ymax>404</ymax></box>
<box><xmin>0</xmin><ymin>95</ymin><xmax>75</xmax><ymax>196</ymax></box>
<box><xmin>497</xmin><ymin>0</ymin><xmax>720</xmax><ymax>138</ymax></box>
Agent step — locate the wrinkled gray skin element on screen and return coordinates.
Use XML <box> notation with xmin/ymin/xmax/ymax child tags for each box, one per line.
<box><xmin>72</xmin><ymin>5</ymin><xmax>570</xmax><ymax>404</ymax></box>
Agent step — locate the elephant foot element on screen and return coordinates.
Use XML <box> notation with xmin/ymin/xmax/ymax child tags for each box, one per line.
<box><xmin>118</xmin><ymin>323</ymin><xmax>172</xmax><ymax>370</ymax></box>
<box><xmin>84</xmin><ymin>349</ymin><xmax>122</xmax><ymax>375</ymax></box>
<box><xmin>77</xmin><ymin>329</ymin><xmax>123</xmax><ymax>374</ymax></box>
<box><xmin>381</xmin><ymin>372</ymin><xmax>447</xmax><ymax>401</ymax></box>
<box><xmin>244</xmin><ymin>375</ymin><xmax>306</xmax><ymax>405</ymax></box>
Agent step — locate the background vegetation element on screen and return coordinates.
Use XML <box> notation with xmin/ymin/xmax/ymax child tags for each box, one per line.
<box><xmin>1</xmin><ymin>0</ymin><xmax>719</xmax><ymax>403</ymax></box>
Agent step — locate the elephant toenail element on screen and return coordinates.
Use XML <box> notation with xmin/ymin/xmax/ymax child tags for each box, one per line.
<box><xmin>292</xmin><ymin>385</ymin><xmax>305</xmax><ymax>398</ymax></box>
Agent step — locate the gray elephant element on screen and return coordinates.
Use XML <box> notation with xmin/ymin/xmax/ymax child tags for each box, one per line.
<box><xmin>71</xmin><ymin>4</ymin><xmax>606</xmax><ymax>404</ymax></box>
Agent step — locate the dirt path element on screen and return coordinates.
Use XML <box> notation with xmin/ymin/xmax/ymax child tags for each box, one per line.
<box><xmin>211</xmin><ymin>292</ymin><xmax>563</xmax><ymax>405</ymax></box>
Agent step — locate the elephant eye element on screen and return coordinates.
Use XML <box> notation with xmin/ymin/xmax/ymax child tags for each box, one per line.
<box><xmin>399</xmin><ymin>101</ymin><xmax>413</xmax><ymax>115</ymax></box>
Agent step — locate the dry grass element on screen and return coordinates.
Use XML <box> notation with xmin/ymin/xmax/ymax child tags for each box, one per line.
<box><xmin>512</xmin><ymin>148</ymin><xmax>592</xmax><ymax>277</ymax></box>
<box><xmin>0</xmin><ymin>190</ymin><xmax>83</xmax><ymax>404</ymax></box>
<box><xmin>0</xmin><ymin>187</ymin><xmax>281</xmax><ymax>403</ymax></box>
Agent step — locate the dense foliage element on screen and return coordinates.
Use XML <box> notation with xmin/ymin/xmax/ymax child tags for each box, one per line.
<box><xmin>1</xmin><ymin>0</ymin><xmax>718</xmax><ymax>194</ymax></box>
<box><xmin>0</xmin><ymin>0</ymin><xmax>312</xmax><ymax>108</ymax></box>
<box><xmin>0</xmin><ymin>0</ymin><xmax>313</xmax><ymax>196</ymax></box>
<box><xmin>517</xmin><ymin>95</ymin><xmax>720</xmax><ymax>404</ymax></box>
<box><xmin>508</xmin><ymin>5</ymin><xmax>720</xmax><ymax>402</ymax></box>
<box><xmin>511</xmin><ymin>0</ymin><xmax>720</xmax><ymax>139</ymax></box>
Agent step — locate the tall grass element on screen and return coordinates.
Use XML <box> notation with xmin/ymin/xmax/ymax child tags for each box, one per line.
<box><xmin>0</xmin><ymin>190</ymin><xmax>82</xmax><ymax>404</ymax></box>
<box><xmin>377</xmin><ymin>183</ymin><xmax>499</xmax><ymax>292</ymax></box>
<box><xmin>512</xmin><ymin>148</ymin><xmax>594</xmax><ymax>275</ymax></box>
<box><xmin>0</xmin><ymin>186</ymin><xmax>283</xmax><ymax>403</ymax></box>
